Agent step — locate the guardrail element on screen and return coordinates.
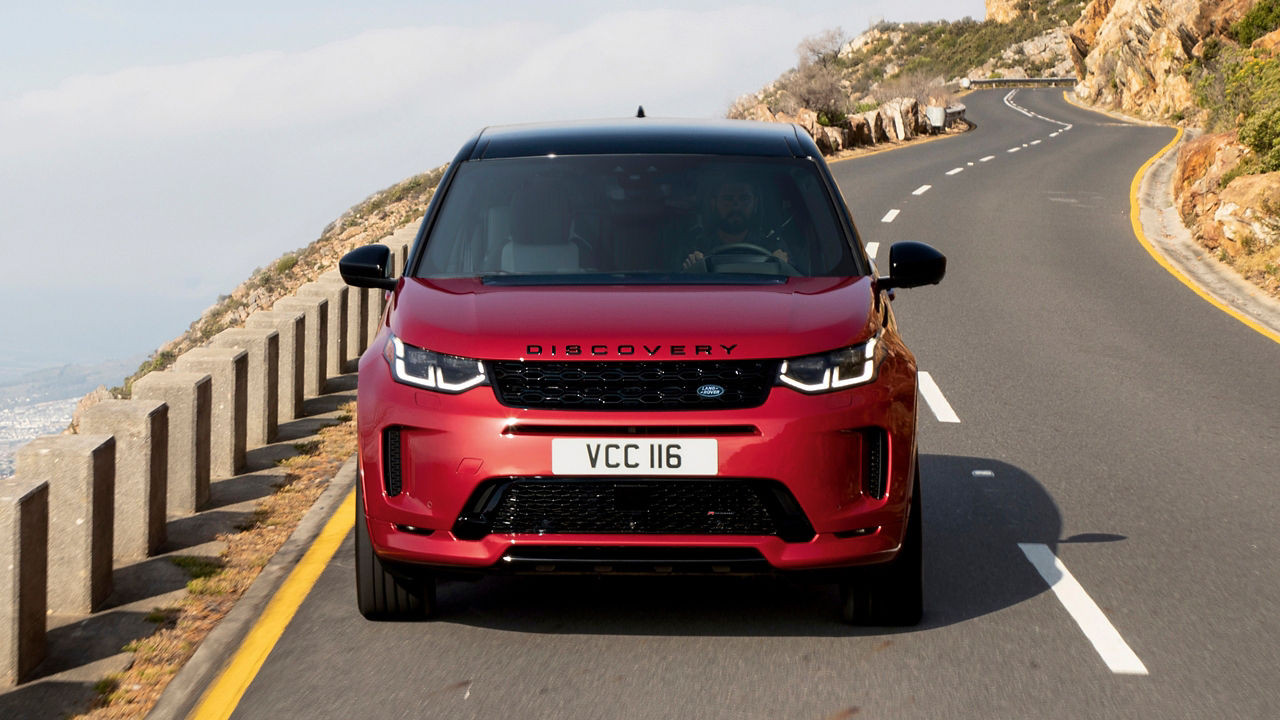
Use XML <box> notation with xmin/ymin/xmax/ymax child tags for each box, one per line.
<box><xmin>961</xmin><ymin>77</ymin><xmax>1077</xmax><ymax>89</ymax></box>
<box><xmin>0</xmin><ymin>232</ymin><xmax>413</xmax><ymax>686</ymax></box>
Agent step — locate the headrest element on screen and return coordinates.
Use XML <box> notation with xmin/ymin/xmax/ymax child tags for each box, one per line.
<box><xmin>509</xmin><ymin>181</ymin><xmax>569</xmax><ymax>246</ymax></box>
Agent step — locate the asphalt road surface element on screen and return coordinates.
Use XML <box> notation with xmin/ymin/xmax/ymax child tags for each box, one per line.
<box><xmin>225</xmin><ymin>89</ymin><xmax>1280</xmax><ymax>719</ymax></box>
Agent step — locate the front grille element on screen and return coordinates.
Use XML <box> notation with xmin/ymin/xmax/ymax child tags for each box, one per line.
<box><xmin>486</xmin><ymin>360</ymin><xmax>779</xmax><ymax>410</ymax></box>
<box><xmin>454</xmin><ymin>478</ymin><xmax>814</xmax><ymax>542</ymax></box>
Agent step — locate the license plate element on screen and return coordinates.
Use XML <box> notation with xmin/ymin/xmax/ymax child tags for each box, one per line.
<box><xmin>551</xmin><ymin>438</ymin><xmax>717</xmax><ymax>476</ymax></box>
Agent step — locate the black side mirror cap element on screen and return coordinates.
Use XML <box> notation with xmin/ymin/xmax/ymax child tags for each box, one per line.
<box><xmin>339</xmin><ymin>245</ymin><xmax>397</xmax><ymax>290</ymax></box>
<box><xmin>879</xmin><ymin>241</ymin><xmax>946</xmax><ymax>290</ymax></box>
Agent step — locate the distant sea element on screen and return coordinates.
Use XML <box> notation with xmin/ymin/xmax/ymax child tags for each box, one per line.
<box><xmin>0</xmin><ymin>356</ymin><xmax>142</xmax><ymax>478</ymax></box>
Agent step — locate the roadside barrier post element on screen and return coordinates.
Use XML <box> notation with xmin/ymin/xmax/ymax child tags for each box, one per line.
<box><xmin>318</xmin><ymin>271</ymin><xmax>363</xmax><ymax>370</ymax></box>
<box><xmin>15</xmin><ymin>436</ymin><xmax>114</xmax><ymax>614</ymax></box>
<box><xmin>210</xmin><ymin>327</ymin><xmax>280</xmax><ymax>446</ymax></box>
<box><xmin>273</xmin><ymin>296</ymin><xmax>328</xmax><ymax>398</ymax></box>
<box><xmin>175</xmin><ymin>348</ymin><xmax>248</xmax><ymax>479</ymax></box>
<box><xmin>246</xmin><ymin>310</ymin><xmax>305</xmax><ymax>423</ymax></box>
<box><xmin>132</xmin><ymin>371</ymin><xmax>212</xmax><ymax>514</ymax></box>
<box><xmin>297</xmin><ymin>281</ymin><xmax>347</xmax><ymax>384</ymax></box>
<box><xmin>79</xmin><ymin>400</ymin><xmax>169</xmax><ymax>561</ymax></box>
<box><xmin>0</xmin><ymin>476</ymin><xmax>47</xmax><ymax>686</ymax></box>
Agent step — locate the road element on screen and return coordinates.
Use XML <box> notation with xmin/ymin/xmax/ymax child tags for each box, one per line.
<box><xmin>222</xmin><ymin>89</ymin><xmax>1280</xmax><ymax>719</ymax></box>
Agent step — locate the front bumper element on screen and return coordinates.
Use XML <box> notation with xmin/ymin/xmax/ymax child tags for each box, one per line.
<box><xmin>356</xmin><ymin>340</ymin><xmax>919</xmax><ymax>573</ymax></box>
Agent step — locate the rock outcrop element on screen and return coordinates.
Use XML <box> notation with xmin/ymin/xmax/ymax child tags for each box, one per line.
<box><xmin>1174</xmin><ymin>131</ymin><xmax>1280</xmax><ymax>295</ymax></box>
<box><xmin>987</xmin><ymin>0</ymin><xmax>1026</xmax><ymax>23</ymax></box>
<box><xmin>730</xmin><ymin>94</ymin><xmax>946</xmax><ymax>156</ymax></box>
<box><xmin>969</xmin><ymin>27</ymin><xmax>1076</xmax><ymax>80</ymax></box>
<box><xmin>1071</xmin><ymin>0</ymin><xmax>1254</xmax><ymax>119</ymax></box>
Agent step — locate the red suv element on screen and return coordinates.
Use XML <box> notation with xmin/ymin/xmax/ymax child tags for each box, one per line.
<box><xmin>340</xmin><ymin>117</ymin><xmax>944</xmax><ymax>625</ymax></box>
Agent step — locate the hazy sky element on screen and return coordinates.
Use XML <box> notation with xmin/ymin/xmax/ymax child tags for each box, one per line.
<box><xmin>0</xmin><ymin>0</ymin><xmax>985</xmax><ymax>371</ymax></box>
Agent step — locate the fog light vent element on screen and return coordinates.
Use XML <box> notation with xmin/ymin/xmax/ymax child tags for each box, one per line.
<box><xmin>383</xmin><ymin>426</ymin><xmax>403</xmax><ymax>497</ymax></box>
<box><xmin>863</xmin><ymin>428</ymin><xmax>887</xmax><ymax>500</ymax></box>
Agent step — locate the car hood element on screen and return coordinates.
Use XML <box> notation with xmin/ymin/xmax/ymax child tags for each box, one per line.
<box><xmin>388</xmin><ymin>276</ymin><xmax>878</xmax><ymax>360</ymax></box>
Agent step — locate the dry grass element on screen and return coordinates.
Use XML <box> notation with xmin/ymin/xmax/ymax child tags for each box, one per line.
<box><xmin>74</xmin><ymin>404</ymin><xmax>358</xmax><ymax>719</ymax></box>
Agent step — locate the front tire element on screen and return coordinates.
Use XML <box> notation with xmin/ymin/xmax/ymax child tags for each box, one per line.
<box><xmin>839</xmin><ymin>459</ymin><xmax>923</xmax><ymax>626</ymax></box>
<box><xmin>355</xmin><ymin>482</ymin><xmax>435</xmax><ymax>620</ymax></box>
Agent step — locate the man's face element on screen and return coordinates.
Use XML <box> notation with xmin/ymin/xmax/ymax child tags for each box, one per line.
<box><xmin>714</xmin><ymin>183</ymin><xmax>755</xmax><ymax>234</ymax></box>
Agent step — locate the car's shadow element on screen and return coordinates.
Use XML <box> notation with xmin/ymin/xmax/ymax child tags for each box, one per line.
<box><xmin>411</xmin><ymin>453</ymin><xmax>1113</xmax><ymax>636</ymax></box>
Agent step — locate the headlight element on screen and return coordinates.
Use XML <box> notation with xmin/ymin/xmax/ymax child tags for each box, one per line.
<box><xmin>777</xmin><ymin>333</ymin><xmax>882</xmax><ymax>393</ymax></box>
<box><xmin>383</xmin><ymin>335</ymin><xmax>488</xmax><ymax>392</ymax></box>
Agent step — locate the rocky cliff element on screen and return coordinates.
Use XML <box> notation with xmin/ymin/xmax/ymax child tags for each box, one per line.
<box><xmin>1069</xmin><ymin>0</ymin><xmax>1280</xmax><ymax>298</ymax></box>
<box><xmin>1070</xmin><ymin>0</ymin><xmax>1254</xmax><ymax>118</ymax></box>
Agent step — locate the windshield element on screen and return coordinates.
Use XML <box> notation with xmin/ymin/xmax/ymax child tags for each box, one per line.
<box><xmin>415</xmin><ymin>155</ymin><xmax>863</xmax><ymax>282</ymax></box>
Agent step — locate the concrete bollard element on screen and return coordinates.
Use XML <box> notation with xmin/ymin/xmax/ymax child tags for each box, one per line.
<box><xmin>132</xmin><ymin>371</ymin><xmax>211</xmax><ymax>515</ymax></box>
<box><xmin>78</xmin><ymin>400</ymin><xmax>168</xmax><ymax>562</ymax></box>
<box><xmin>175</xmin><ymin>348</ymin><xmax>248</xmax><ymax>479</ymax></box>
<box><xmin>0</xmin><ymin>477</ymin><xmax>47</xmax><ymax>686</ymax></box>
<box><xmin>319</xmin><ymin>271</ymin><xmax>363</xmax><ymax>369</ymax></box>
<box><xmin>297</xmin><ymin>281</ymin><xmax>347</xmax><ymax>383</ymax></box>
<box><xmin>366</xmin><ymin>286</ymin><xmax>385</xmax><ymax>351</ymax></box>
<box><xmin>209</xmin><ymin>327</ymin><xmax>279</xmax><ymax>446</ymax></box>
<box><xmin>15</xmin><ymin>436</ymin><xmax>114</xmax><ymax>615</ymax></box>
<box><xmin>273</xmin><ymin>296</ymin><xmax>328</xmax><ymax>397</ymax></box>
<box><xmin>246</xmin><ymin>309</ymin><xmax>305</xmax><ymax>423</ymax></box>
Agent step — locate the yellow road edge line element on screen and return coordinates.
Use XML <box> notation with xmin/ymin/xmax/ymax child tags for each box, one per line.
<box><xmin>188</xmin><ymin>488</ymin><xmax>356</xmax><ymax>720</ymax></box>
<box><xmin>1127</xmin><ymin>126</ymin><xmax>1280</xmax><ymax>346</ymax></box>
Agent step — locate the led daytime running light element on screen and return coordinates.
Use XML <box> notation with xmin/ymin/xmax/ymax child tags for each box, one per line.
<box><xmin>387</xmin><ymin>336</ymin><xmax>487</xmax><ymax>393</ymax></box>
<box><xmin>778</xmin><ymin>335</ymin><xmax>880</xmax><ymax>393</ymax></box>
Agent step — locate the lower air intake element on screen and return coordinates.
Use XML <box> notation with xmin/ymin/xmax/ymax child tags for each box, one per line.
<box><xmin>383</xmin><ymin>427</ymin><xmax>403</xmax><ymax>497</ymax></box>
<box><xmin>862</xmin><ymin>427</ymin><xmax>887</xmax><ymax>500</ymax></box>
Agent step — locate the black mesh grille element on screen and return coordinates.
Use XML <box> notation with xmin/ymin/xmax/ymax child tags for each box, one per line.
<box><xmin>862</xmin><ymin>427</ymin><xmax>886</xmax><ymax>500</ymax></box>
<box><xmin>486</xmin><ymin>360</ymin><xmax>778</xmax><ymax>410</ymax></box>
<box><xmin>382</xmin><ymin>427</ymin><xmax>402</xmax><ymax>496</ymax></box>
<box><xmin>454</xmin><ymin>478</ymin><xmax>814</xmax><ymax>541</ymax></box>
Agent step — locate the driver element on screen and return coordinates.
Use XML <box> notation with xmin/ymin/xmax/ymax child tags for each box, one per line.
<box><xmin>681</xmin><ymin>180</ymin><xmax>789</xmax><ymax>270</ymax></box>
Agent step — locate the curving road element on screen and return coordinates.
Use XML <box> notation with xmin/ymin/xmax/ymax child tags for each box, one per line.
<box><xmin>218</xmin><ymin>90</ymin><xmax>1280</xmax><ymax>719</ymax></box>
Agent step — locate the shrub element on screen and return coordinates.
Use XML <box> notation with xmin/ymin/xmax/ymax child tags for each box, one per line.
<box><xmin>1231</xmin><ymin>0</ymin><xmax>1280</xmax><ymax>47</ymax></box>
<box><xmin>1241</xmin><ymin>105</ymin><xmax>1280</xmax><ymax>172</ymax></box>
<box><xmin>274</xmin><ymin>254</ymin><xmax>298</xmax><ymax>274</ymax></box>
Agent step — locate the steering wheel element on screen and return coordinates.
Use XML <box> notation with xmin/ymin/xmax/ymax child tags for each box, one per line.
<box><xmin>708</xmin><ymin>243</ymin><xmax>777</xmax><ymax>258</ymax></box>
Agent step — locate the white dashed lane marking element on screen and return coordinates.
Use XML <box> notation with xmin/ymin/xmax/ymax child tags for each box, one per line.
<box><xmin>1008</xmin><ymin>147</ymin><xmax>1021</xmax><ymax>153</ymax></box>
<box><xmin>979</xmin><ymin>155</ymin><xmax>995</xmax><ymax>162</ymax></box>
<box><xmin>1018</xmin><ymin>543</ymin><xmax>1149</xmax><ymax>676</ymax></box>
<box><xmin>912</xmin><ymin>184</ymin><xmax>931</xmax><ymax>196</ymax></box>
<box><xmin>917</xmin><ymin>371</ymin><xmax>959</xmax><ymax>423</ymax></box>
<box><xmin>946</xmin><ymin>168</ymin><xmax>964</xmax><ymax>176</ymax></box>
<box><xmin>1031</xmin><ymin>139</ymin><xmax>1042</xmax><ymax>145</ymax></box>
<box><xmin>864</xmin><ymin>241</ymin><xmax>879</xmax><ymax>259</ymax></box>
<box><xmin>881</xmin><ymin>209</ymin><xmax>900</xmax><ymax>223</ymax></box>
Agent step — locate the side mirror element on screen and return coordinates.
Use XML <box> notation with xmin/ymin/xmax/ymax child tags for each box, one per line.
<box><xmin>879</xmin><ymin>241</ymin><xmax>946</xmax><ymax>290</ymax></box>
<box><xmin>339</xmin><ymin>245</ymin><xmax>397</xmax><ymax>290</ymax></box>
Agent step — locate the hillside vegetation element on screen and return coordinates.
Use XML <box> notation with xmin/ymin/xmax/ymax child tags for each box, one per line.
<box><xmin>734</xmin><ymin>0</ymin><xmax>1084</xmax><ymax>127</ymax></box>
<box><xmin>114</xmin><ymin>165</ymin><xmax>447</xmax><ymax>397</ymax></box>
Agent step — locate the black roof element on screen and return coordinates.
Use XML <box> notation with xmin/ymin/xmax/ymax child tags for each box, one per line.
<box><xmin>466</xmin><ymin>118</ymin><xmax>811</xmax><ymax>160</ymax></box>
